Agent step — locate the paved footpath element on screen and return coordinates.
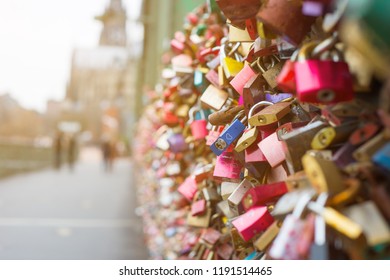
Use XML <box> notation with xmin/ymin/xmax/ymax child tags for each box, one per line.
<box><xmin>0</xmin><ymin>147</ymin><xmax>149</xmax><ymax>260</ymax></box>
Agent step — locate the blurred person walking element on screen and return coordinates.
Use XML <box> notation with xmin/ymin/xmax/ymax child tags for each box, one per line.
<box><xmin>101</xmin><ymin>137</ymin><xmax>116</xmax><ymax>172</ymax></box>
<box><xmin>67</xmin><ymin>135</ymin><xmax>78</xmax><ymax>171</ymax></box>
<box><xmin>53</xmin><ymin>131</ymin><xmax>63</xmax><ymax>170</ymax></box>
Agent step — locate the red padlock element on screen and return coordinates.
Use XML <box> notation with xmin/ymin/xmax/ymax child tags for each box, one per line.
<box><xmin>216</xmin><ymin>0</ymin><xmax>262</xmax><ymax>22</ymax></box>
<box><xmin>232</xmin><ymin>206</ymin><xmax>274</xmax><ymax>241</ymax></box>
<box><xmin>189</xmin><ymin>107</ymin><xmax>209</xmax><ymax>140</ymax></box>
<box><xmin>294</xmin><ymin>38</ymin><xmax>354</xmax><ymax>104</ymax></box>
<box><xmin>277</xmin><ymin>50</ymin><xmax>298</xmax><ymax>93</ymax></box>
<box><xmin>242</xmin><ymin>181</ymin><xmax>289</xmax><ymax>210</ymax></box>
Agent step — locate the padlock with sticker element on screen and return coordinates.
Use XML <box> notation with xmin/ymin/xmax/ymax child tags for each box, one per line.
<box><xmin>210</xmin><ymin>111</ymin><xmax>247</xmax><ymax>156</ymax></box>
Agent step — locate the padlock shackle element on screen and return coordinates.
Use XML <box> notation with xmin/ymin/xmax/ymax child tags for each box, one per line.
<box><xmin>248</xmin><ymin>101</ymin><xmax>274</xmax><ymax>120</ymax></box>
<box><xmin>292</xmin><ymin>192</ymin><xmax>315</xmax><ymax>218</ymax></box>
<box><xmin>312</xmin><ymin>32</ymin><xmax>339</xmax><ymax>58</ymax></box>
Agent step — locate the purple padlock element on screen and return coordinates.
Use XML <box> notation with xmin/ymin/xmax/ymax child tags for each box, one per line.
<box><xmin>265</xmin><ymin>93</ymin><xmax>293</xmax><ymax>103</ymax></box>
<box><xmin>167</xmin><ymin>133</ymin><xmax>188</xmax><ymax>153</ymax></box>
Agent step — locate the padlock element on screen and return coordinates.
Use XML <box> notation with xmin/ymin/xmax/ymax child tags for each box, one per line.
<box><xmin>244</xmin><ymin>132</ymin><xmax>268</xmax><ymax>163</ymax></box>
<box><xmin>178</xmin><ymin>176</ymin><xmax>198</xmax><ymax>202</ymax></box>
<box><xmin>227</xmin><ymin>178</ymin><xmax>254</xmax><ymax>216</ymax></box>
<box><xmin>191</xmin><ymin>198</ymin><xmax>207</xmax><ymax>217</ymax></box>
<box><xmin>257</xmin><ymin>21</ymin><xmax>277</xmax><ymax>40</ymax></box>
<box><xmin>205</xmin><ymin>69</ymin><xmax>220</xmax><ymax>88</ymax></box>
<box><xmin>167</xmin><ymin>133</ymin><xmax>188</xmax><ymax>153</ymax></box>
<box><xmin>294</xmin><ymin>37</ymin><xmax>354</xmax><ymax>104</ymax></box>
<box><xmin>193</xmin><ymin>69</ymin><xmax>208</xmax><ymax>93</ymax></box>
<box><xmin>206</xmin><ymin>125</ymin><xmax>224</xmax><ymax>146</ymax></box>
<box><xmin>188</xmin><ymin>106</ymin><xmax>209</xmax><ymax>140</ymax></box>
<box><xmin>307</xmin><ymin>201</ymin><xmax>364</xmax><ymax>241</ymax></box>
<box><xmin>311</xmin><ymin>121</ymin><xmax>359</xmax><ymax>150</ymax></box>
<box><xmin>266</xmin><ymin>163</ymin><xmax>289</xmax><ymax>184</ymax></box>
<box><xmin>210</xmin><ymin>112</ymin><xmax>247</xmax><ymax>156</ymax></box>
<box><xmin>228</xmin><ymin>23</ymin><xmax>254</xmax><ymax>43</ymax></box>
<box><xmin>276</xmin><ymin>49</ymin><xmax>298</xmax><ymax>92</ymax></box>
<box><xmin>253</xmin><ymin>220</ymin><xmax>282</xmax><ymax>252</ymax></box>
<box><xmin>217</xmin><ymin>200</ymin><xmax>237</xmax><ymax>219</ymax></box>
<box><xmin>242</xmin><ymin>181</ymin><xmax>288</xmax><ymax>210</ymax></box>
<box><xmin>230</xmin><ymin>227</ymin><xmax>252</xmax><ymax>251</ymax></box>
<box><xmin>232</xmin><ymin>206</ymin><xmax>274</xmax><ymax>242</ymax></box>
<box><xmin>219</xmin><ymin>42</ymin><xmax>244</xmax><ymax>81</ymax></box>
<box><xmin>249</xmin><ymin>101</ymin><xmax>292</xmax><ymax>127</ymax></box>
<box><xmin>216</xmin><ymin>243</ymin><xmax>234</xmax><ymax>260</ymax></box>
<box><xmin>213</xmin><ymin>150</ymin><xmax>242</xmax><ymax>179</ymax></box>
<box><xmin>353</xmin><ymin>130</ymin><xmax>390</xmax><ymax>162</ymax></box>
<box><xmin>222</xmin><ymin>56</ymin><xmax>245</xmax><ymax>81</ymax></box>
<box><xmin>215</xmin><ymin>0</ymin><xmax>262</xmax><ymax>22</ymax></box>
<box><xmin>302</xmin><ymin>153</ymin><xmax>345</xmax><ymax>196</ymax></box>
<box><xmin>343</xmin><ymin>201</ymin><xmax>390</xmax><ymax>248</ymax></box>
<box><xmin>208</xmin><ymin>105</ymin><xmax>244</xmax><ymax>126</ymax></box>
<box><xmin>203</xmin><ymin>185</ymin><xmax>221</xmax><ymax>202</ymax></box>
<box><xmin>187</xmin><ymin>207</ymin><xmax>212</xmax><ymax>228</ymax></box>
<box><xmin>200</xmin><ymin>84</ymin><xmax>229</xmax><ymax>111</ymax></box>
<box><xmin>258</xmin><ymin>131</ymin><xmax>286</xmax><ymax>168</ymax></box>
<box><xmin>178</xmin><ymin>74</ymin><xmax>196</xmax><ymax>97</ymax></box>
<box><xmin>234</xmin><ymin>103</ymin><xmax>261</xmax><ymax>152</ymax></box>
<box><xmin>349</xmin><ymin>122</ymin><xmax>381</xmax><ymax>146</ymax></box>
<box><xmin>269</xmin><ymin>191</ymin><xmax>315</xmax><ymax>260</ymax></box>
<box><xmin>256</xmin><ymin>0</ymin><xmax>316</xmax><ymax>46</ymax></box>
<box><xmin>259</xmin><ymin>55</ymin><xmax>285</xmax><ymax>89</ymax></box>
<box><xmin>281</xmin><ymin>120</ymin><xmax>327</xmax><ymax>173</ymax></box>
<box><xmin>245</xmin><ymin>18</ymin><xmax>258</xmax><ymax>40</ymax></box>
<box><xmin>230</xmin><ymin>60</ymin><xmax>262</xmax><ymax>96</ymax></box>
<box><xmin>221</xmin><ymin>182</ymin><xmax>240</xmax><ymax>200</ymax></box>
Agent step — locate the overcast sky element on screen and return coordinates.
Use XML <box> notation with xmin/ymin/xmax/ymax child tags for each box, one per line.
<box><xmin>0</xmin><ymin>0</ymin><xmax>142</xmax><ymax>112</ymax></box>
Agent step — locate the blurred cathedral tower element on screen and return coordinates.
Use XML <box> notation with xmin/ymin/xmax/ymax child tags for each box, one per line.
<box><xmin>64</xmin><ymin>0</ymin><xmax>138</xmax><ymax>146</ymax></box>
<box><xmin>96</xmin><ymin>0</ymin><xmax>127</xmax><ymax>47</ymax></box>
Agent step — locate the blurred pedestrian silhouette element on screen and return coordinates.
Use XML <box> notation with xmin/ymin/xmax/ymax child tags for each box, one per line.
<box><xmin>53</xmin><ymin>131</ymin><xmax>63</xmax><ymax>169</ymax></box>
<box><xmin>67</xmin><ymin>135</ymin><xmax>78</xmax><ymax>171</ymax></box>
<box><xmin>101</xmin><ymin>137</ymin><xmax>116</xmax><ymax>172</ymax></box>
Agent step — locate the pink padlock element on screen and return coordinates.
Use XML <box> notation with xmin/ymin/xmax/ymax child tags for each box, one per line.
<box><xmin>230</xmin><ymin>63</ymin><xmax>257</xmax><ymax>96</ymax></box>
<box><xmin>206</xmin><ymin>126</ymin><xmax>224</xmax><ymax>146</ymax></box>
<box><xmin>258</xmin><ymin>132</ymin><xmax>286</xmax><ymax>168</ymax></box>
<box><xmin>232</xmin><ymin>206</ymin><xmax>274</xmax><ymax>241</ymax></box>
<box><xmin>294</xmin><ymin>37</ymin><xmax>354</xmax><ymax>104</ymax></box>
<box><xmin>189</xmin><ymin>107</ymin><xmax>209</xmax><ymax>140</ymax></box>
<box><xmin>178</xmin><ymin>176</ymin><xmax>198</xmax><ymax>202</ymax></box>
<box><xmin>213</xmin><ymin>150</ymin><xmax>242</xmax><ymax>179</ymax></box>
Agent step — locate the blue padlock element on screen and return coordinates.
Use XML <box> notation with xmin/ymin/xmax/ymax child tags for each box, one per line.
<box><xmin>210</xmin><ymin>112</ymin><xmax>247</xmax><ymax>156</ymax></box>
<box><xmin>373</xmin><ymin>143</ymin><xmax>390</xmax><ymax>171</ymax></box>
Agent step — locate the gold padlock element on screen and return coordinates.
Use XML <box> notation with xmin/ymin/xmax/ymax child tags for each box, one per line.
<box><xmin>259</xmin><ymin>55</ymin><xmax>284</xmax><ymax>89</ymax></box>
<box><xmin>200</xmin><ymin>84</ymin><xmax>229</xmax><ymax>111</ymax></box>
<box><xmin>343</xmin><ymin>201</ymin><xmax>390</xmax><ymax>247</ymax></box>
<box><xmin>302</xmin><ymin>153</ymin><xmax>345</xmax><ymax>196</ymax></box>
<box><xmin>249</xmin><ymin>101</ymin><xmax>292</xmax><ymax>126</ymax></box>
<box><xmin>253</xmin><ymin>220</ymin><xmax>282</xmax><ymax>252</ymax></box>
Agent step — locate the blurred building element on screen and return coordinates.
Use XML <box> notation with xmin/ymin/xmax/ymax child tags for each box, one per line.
<box><xmin>65</xmin><ymin>0</ymin><xmax>137</xmax><ymax>144</ymax></box>
<box><xmin>0</xmin><ymin>93</ymin><xmax>45</xmax><ymax>139</ymax></box>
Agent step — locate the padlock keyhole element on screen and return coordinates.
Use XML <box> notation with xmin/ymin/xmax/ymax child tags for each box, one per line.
<box><xmin>317</xmin><ymin>89</ymin><xmax>335</xmax><ymax>102</ymax></box>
